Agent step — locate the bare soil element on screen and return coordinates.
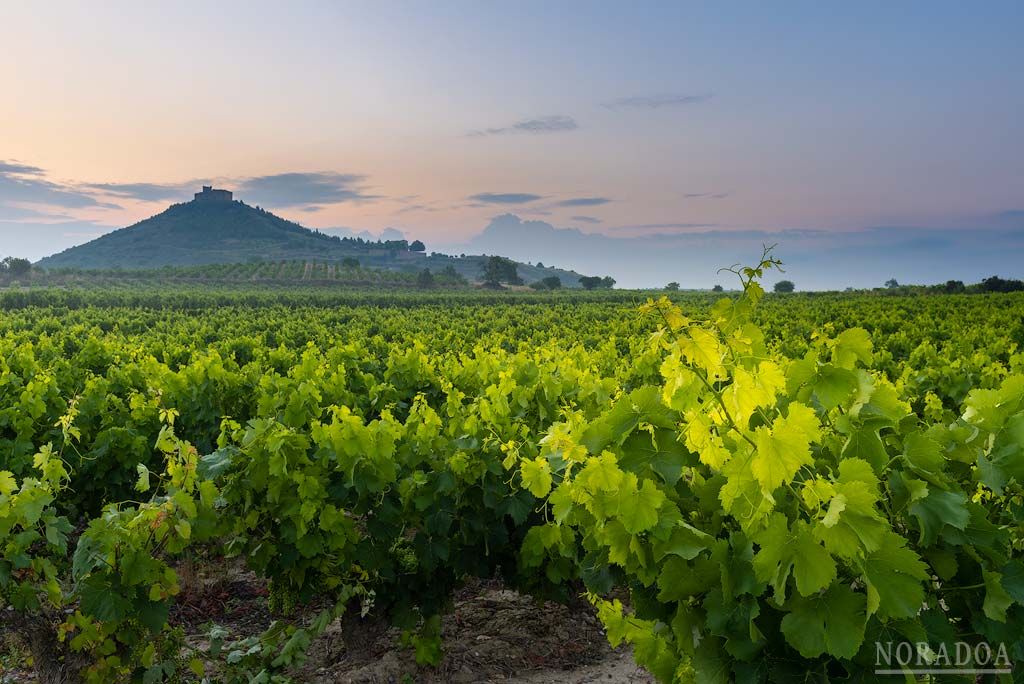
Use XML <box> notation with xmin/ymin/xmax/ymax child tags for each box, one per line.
<box><xmin>2</xmin><ymin>564</ymin><xmax>654</xmax><ymax>684</ymax></box>
<box><xmin>293</xmin><ymin>580</ymin><xmax>654</xmax><ymax>683</ymax></box>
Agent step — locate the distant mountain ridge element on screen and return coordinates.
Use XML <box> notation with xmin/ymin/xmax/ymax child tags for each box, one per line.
<box><xmin>37</xmin><ymin>191</ymin><xmax>587</xmax><ymax>286</ymax></box>
<box><xmin>463</xmin><ymin>214</ymin><xmax>1024</xmax><ymax>290</ymax></box>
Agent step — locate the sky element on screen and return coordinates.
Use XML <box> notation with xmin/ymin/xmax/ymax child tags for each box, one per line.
<box><xmin>1</xmin><ymin>1</ymin><xmax>1022</xmax><ymax>288</ymax></box>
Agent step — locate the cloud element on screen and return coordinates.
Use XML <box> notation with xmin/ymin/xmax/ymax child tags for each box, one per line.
<box><xmin>394</xmin><ymin>195</ymin><xmax>445</xmax><ymax>214</ymax></box>
<box><xmin>0</xmin><ymin>165</ymin><xmax>120</xmax><ymax>210</ymax></box>
<box><xmin>603</xmin><ymin>93</ymin><xmax>713</xmax><ymax>110</ymax></box>
<box><xmin>468</xmin><ymin>192</ymin><xmax>544</xmax><ymax>205</ymax></box>
<box><xmin>609</xmin><ymin>222</ymin><xmax>720</xmax><ymax>235</ymax></box>
<box><xmin>0</xmin><ymin>161</ymin><xmax>45</xmax><ymax>175</ymax></box>
<box><xmin>570</xmin><ymin>215</ymin><xmax>602</xmax><ymax>224</ymax></box>
<box><xmin>470</xmin><ymin>115</ymin><xmax>578</xmax><ymax>136</ymax></box>
<box><xmin>553</xmin><ymin>197</ymin><xmax>612</xmax><ymax>207</ymax></box>
<box><xmin>237</xmin><ymin>172</ymin><xmax>378</xmax><ymax>207</ymax></box>
<box><xmin>0</xmin><ymin>204</ymin><xmax>70</xmax><ymax>221</ymax></box>
<box><xmin>85</xmin><ymin>171</ymin><xmax>388</xmax><ymax>208</ymax></box>
<box><xmin>684</xmin><ymin>192</ymin><xmax>729</xmax><ymax>199</ymax></box>
<box><xmin>81</xmin><ymin>181</ymin><xmax>196</xmax><ymax>202</ymax></box>
<box><xmin>395</xmin><ymin>203</ymin><xmax>434</xmax><ymax>214</ymax></box>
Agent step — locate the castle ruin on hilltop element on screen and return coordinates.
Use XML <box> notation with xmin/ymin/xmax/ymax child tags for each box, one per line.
<box><xmin>194</xmin><ymin>185</ymin><xmax>233</xmax><ymax>202</ymax></box>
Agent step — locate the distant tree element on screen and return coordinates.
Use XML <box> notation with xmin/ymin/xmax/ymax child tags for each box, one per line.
<box><xmin>481</xmin><ymin>256</ymin><xmax>522</xmax><ymax>287</ymax></box>
<box><xmin>0</xmin><ymin>257</ymin><xmax>31</xmax><ymax>277</ymax></box>
<box><xmin>441</xmin><ymin>264</ymin><xmax>466</xmax><ymax>285</ymax></box>
<box><xmin>773</xmin><ymin>280</ymin><xmax>795</xmax><ymax>293</ymax></box>
<box><xmin>416</xmin><ymin>268</ymin><xmax>435</xmax><ymax>289</ymax></box>
<box><xmin>579</xmin><ymin>275</ymin><xmax>615</xmax><ymax>290</ymax></box>
<box><xmin>711</xmin><ymin>284</ymin><xmax>724</xmax><ymax>292</ymax></box>
<box><xmin>536</xmin><ymin>261</ymin><xmax>545</xmax><ymax>268</ymax></box>
<box><xmin>528</xmin><ymin>275</ymin><xmax>563</xmax><ymax>290</ymax></box>
<box><xmin>341</xmin><ymin>257</ymin><xmax>360</xmax><ymax>269</ymax></box>
<box><xmin>885</xmin><ymin>278</ymin><xmax>900</xmax><ymax>289</ymax></box>
<box><xmin>979</xmin><ymin>275</ymin><xmax>1024</xmax><ymax>293</ymax></box>
<box><xmin>409</xmin><ymin>239</ymin><xmax>426</xmax><ymax>252</ymax></box>
<box><xmin>943</xmin><ymin>279</ymin><xmax>966</xmax><ymax>294</ymax></box>
<box><xmin>665</xmin><ymin>282</ymin><xmax>680</xmax><ymax>291</ymax></box>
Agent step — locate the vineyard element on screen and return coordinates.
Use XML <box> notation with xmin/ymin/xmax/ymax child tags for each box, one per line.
<box><xmin>20</xmin><ymin>261</ymin><xmax>469</xmax><ymax>290</ymax></box>
<box><xmin>2</xmin><ymin>257</ymin><xmax>1024</xmax><ymax>683</ymax></box>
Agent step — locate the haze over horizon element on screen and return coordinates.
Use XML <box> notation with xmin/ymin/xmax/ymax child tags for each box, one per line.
<box><xmin>2</xmin><ymin>1</ymin><xmax>1022</xmax><ymax>288</ymax></box>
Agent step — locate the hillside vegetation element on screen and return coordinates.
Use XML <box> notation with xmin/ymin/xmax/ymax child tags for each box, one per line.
<box><xmin>36</xmin><ymin>197</ymin><xmax>586</xmax><ymax>286</ymax></box>
<box><xmin>23</xmin><ymin>260</ymin><xmax>470</xmax><ymax>290</ymax></box>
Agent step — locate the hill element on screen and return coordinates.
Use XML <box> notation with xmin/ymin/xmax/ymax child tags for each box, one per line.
<box><xmin>36</xmin><ymin>190</ymin><xmax>587</xmax><ymax>287</ymax></box>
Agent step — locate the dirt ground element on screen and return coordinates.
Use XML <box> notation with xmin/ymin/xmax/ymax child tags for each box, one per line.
<box><xmin>291</xmin><ymin>581</ymin><xmax>655</xmax><ymax>683</ymax></box>
<box><xmin>1</xmin><ymin>566</ymin><xmax>655</xmax><ymax>684</ymax></box>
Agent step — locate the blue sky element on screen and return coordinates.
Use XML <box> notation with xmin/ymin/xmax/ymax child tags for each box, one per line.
<box><xmin>0</xmin><ymin>1</ymin><xmax>1021</xmax><ymax>287</ymax></box>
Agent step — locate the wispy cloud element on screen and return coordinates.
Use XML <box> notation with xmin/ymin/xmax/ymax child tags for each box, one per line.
<box><xmin>87</xmin><ymin>172</ymin><xmax>385</xmax><ymax>208</ymax></box>
<box><xmin>553</xmin><ymin>197</ymin><xmax>612</xmax><ymax>207</ymax></box>
<box><xmin>570</xmin><ymin>215</ymin><xmax>602</xmax><ymax>224</ymax></box>
<box><xmin>237</xmin><ymin>172</ymin><xmax>379</xmax><ymax>207</ymax></box>
<box><xmin>396</xmin><ymin>203</ymin><xmax>444</xmax><ymax>214</ymax></box>
<box><xmin>0</xmin><ymin>161</ymin><xmax>45</xmax><ymax>176</ymax></box>
<box><xmin>82</xmin><ymin>181</ymin><xmax>196</xmax><ymax>202</ymax></box>
<box><xmin>683</xmin><ymin>192</ymin><xmax>729</xmax><ymax>199</ymax></box>
<box><xmin>610</xmin><ymin>222</ymin><xmax>719</xmax><ymax>233</ymax></box>
<box><xmin>0</xmin><ymin>204</ymin><xmax>69</xmax><ymax>222</ymax></box>
<box><xmin>469</xmin><ymin>115</ymin><xmax>578</xmax><ymax>137</ymax></box>
<box><xmin>3</xmin><ymin>162</ymin><xmax>392</xmax><ymax>224</ymax></box>
<box><xmin>603</xmin><ymin>93</ymin><xmax>713</xmax><ymax>110</ymax></box>
<box><xmin>468</xmin><ymin>192</ymin><xmax>544</xmax><ymax>205</ymax></box>
<box><xmin>0</xmin><ymin>161</ymin><xmax>120</xmax><ymax>210</ymax></box>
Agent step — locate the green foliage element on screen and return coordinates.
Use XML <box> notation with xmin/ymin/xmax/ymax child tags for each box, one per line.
<box><xmin>530</xmin><ymin>276</ymin><xmax>562</xmax><ymax>291</ymax></box>
<box><xmin>416</xmin><ymin>268</ymin><xmax>435</xmax><ymax>289</ymax></box>
<box><xmin>481</xmin><ymin>255</ymin><xmax>522</xmax><ymax>286</ymax></box>
<box><xmin>0</xmin><ymin>269</ymin><xmax>1023</xmax><ymax>682</ymax></box>
<box><xmin>979</xmin><ymin>275</ymin><xmax>1024</xmax><ymax>293</ymax></box>
<box><xmin>514</xmin><ymin>251</ymin><xmax>1024</xmax><ymax>682</ymax></box>
<box><xmin>1</xmin><ymin>419</ymin><xmax>215</xmax><ymax>683</ymax></box>
<box><xmin>773</xmin><ymin>279</ymin><xmax>795</xmax><ymax>293</ymax></box>
<box><xmin>579</xmin><ymin>275</ymin><xmax>616</xmax><ymax>290</ymax></box>
<box><xmin>0</xmin><ymin>257</ymin><xmax>31</xmax><ymax>278</ymax></box>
